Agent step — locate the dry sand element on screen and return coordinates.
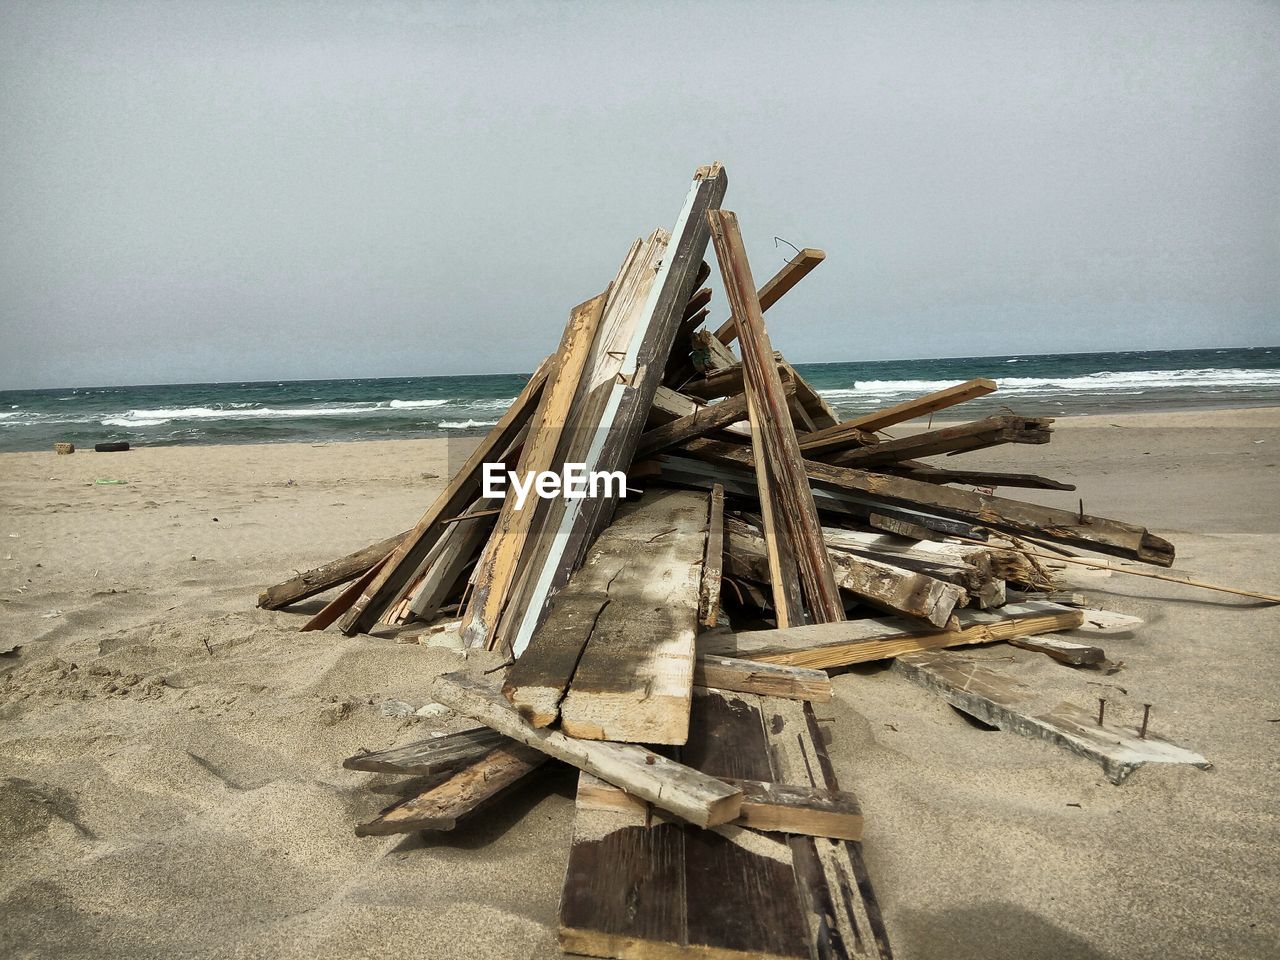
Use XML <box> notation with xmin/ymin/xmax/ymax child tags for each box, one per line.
<box><xmin>1</xmin><ymin>408</ymin><xmax>1278</xmax><ymax>959</ymax></box>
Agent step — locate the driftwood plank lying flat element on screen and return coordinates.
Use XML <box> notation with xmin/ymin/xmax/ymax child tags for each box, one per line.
<box><xmin>709</xmin><ymin>209</ymin><xmax>844</xmax><ymax>627</ymax></box>
<box><xmin>798</xmin><ymin>378</ymin><xmax>997</xmax><ymax>455</ymax></box>
<box><xmin>702</xmin><ymin>602</ymin><xmax>1084</xmax><ymax>670</ymax></box>
<box><xmin>258</xmin><ymin>530</ymin><xmax>408</xmax><ymax>610</ymax></box>
<box><xmin>354</xmin><ymin>743</ymin><xmax>546</xmax><ymax>836</ymax></box>
<box><xmin>893</xmin><ymin>651</ymin><xmax>1212</xmax><ymax>783</ymax></box>
<box><xmin>558</xmin><ymin>689</ymin><xmax>889</xmax><ymax>959</ymax></box>
<box><xmin>682</xmin><ymin>438</ymin><xmax>1176</xmax><ymax>566</ymax></box>
<box><xmin>342</xmin><ymin>726</ymin><xmax>508</xmax><ymax>775</ymax></box>
<box><xmin>694</xmin><ymin>654</ymin><xmax>833</xmax><ymax>702</ymax></box>
<box><xmin>433</xmin><ymin>671</ymin><xmax>741</xmax><ymax>828</ymax></box>
<box><xmin>826</xmin><ymin>416</ymin><xmax>1053</xmax><ymax>468</ymax></box>
<box><xmin>1006</xmin><ymin>633</ymin><xmax>1106</xmax><ymax>665</ymax></box>
<box><xmin>558</xmin><ymin>490</ymin><xmax>708</xmax><ymax>744</ymax></box>
<box><xmin>577</xmin><ymin>772</ymin><xmax>862</xmax><ymax>841</ymax></box>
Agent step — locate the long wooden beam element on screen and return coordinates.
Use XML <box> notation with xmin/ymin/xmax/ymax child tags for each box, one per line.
<box><xmin>798</xmin><ymin>378</ymin><xmax>998</xmax><ymax>456</ymax></box>
<box><xmin>713</xmin><ymin>248</ymin><xmax>825</xmax><ymax>345</ymax></box>
<box><xmin>257</xmin><ymin>530</ymin><xmax>408</xmax><ymax>610</ymax></box>
<box><xmin>709</xmin><ymin>209</ymin><xmax>844</xmax><ymax>625</ymax></box>
<box><xmin>682</xmin><ymin>437</ymin><xmax>1176</xmax><ymax>566</ymax></box>
<box><xmin>826</xmin><ymin>415</ymin><xmax>1053</xmax><ymax>468</ymax></box>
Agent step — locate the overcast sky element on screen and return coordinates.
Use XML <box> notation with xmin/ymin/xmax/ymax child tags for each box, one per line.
<box><xmin>1</xmin><ymin>1</ymin><xmax>1277</xmax><ymax>389</ymax></box>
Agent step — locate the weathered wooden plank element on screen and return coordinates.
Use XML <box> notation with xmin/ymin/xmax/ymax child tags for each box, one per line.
<box><xmin>354</xmin><ymin>743</ymin><xmax>546</xmax><ymax>836</ymax></box>
<box><xmin>300</xmin><ymin>553</ymin><xmax>390</xmax><ymax>632</ymax></box>
<box><xmin>342</xmin><ymin>726</ymin><xmax>508</xmax><ymax>776</ymax></box>
<box><xmin>826</xmin><ymin>416</ymin><xmax>1053</xmax><ymax>468</ymax></box>
<box><xmin>694</xmin><ymin>654</ymin><xmax>832</xmax><ymax>702</ymax></box>
<box><xmin>335</xmin><ymin>359</ymin><xmax>551</xmax><ymax>634</ymax></box>
<box><xmin>709</xmin><ymin>209</ymin><xmax>844</xmax><ymax>626</ymax></box>
<box><xmin>635</xmin><ymin>390</ymin><xmax>762</xmax><ymax>458</ymax></box>
<box><xmin>884</xmin><ymin>463</ymin><xmax>1077</xmax><ymax>491</ymax></box>
<box><xmin>433</xmin><ymin>670</ymin><xmax>742</xmax><ymax>828</ymax></box>
<box><xmin>699</xmin><ymin>484</ymin><xmax>726</xmax><ymax>630</ymax></box>
<box><xmin>578</xmin><ymin>773</ymin><xmax>861</xmax><ymax>841</ymax></box>
<box><xmin>781</xmin><ymin>362</ymin><xmax>840</xmax><ymax>429</ymax></box>
<box><xmin>726</xmin><ymin>519</ymin><xmax>965</xmax><ymax>627</ymax></box>
<box><xmin>557</xmin><ymin>688</ymin><xmax>889</xmax><ymax>960</ymax></box>
<box><xmin>701</xmin><ymin>602</ymin><xmax>1084</xmax><ymax>670</ymax></box>
<box><xmin>258</xmin><ymin>530</ymin><xmax>408</xmax><ymax>610</ymax></box>
<box><xmin>799</xmin><ymin>378</ymin><xmax>998</xmax><ymax>455</ymax></box>
<box><xmin>1006</xmin><ymin>633</ymin><xmax>1105</xmax><ymax>665</ymax></box>
<box><xmin>557</xmin><ymin>491</ymin><xmax>708</xmax><ymax>744</ymax></box>
<box><xmin>401</xmin><ymin>496</ymin><xmax>501</xmax><ymax>623</ymax></box>
<box><xmin>499</xmin><ymin>164</ymin><xmax>729</xmax><ymax>658</ymax></box>
<box><xmin>463</xmin><ymin>290</ymin><xmax>610</xmax><ymax>648</ymax></box>
<box><xmin>713</xmin><ymin>248</ymin><xmax>826</xmax><ymax>345</ymax></box>
<box><xmin>682</xmin><ymin>438</ymin><xmax>1176</xmax><ymax>566</ymax></box>
<box><xmin>893</xmin><ymin>651</ymin><xmax>1212</xmax><ymax>783</ymax></box>
<box><xmin>503</xmin><ymin>490</ymin><xmax>706</xmax><ymax>740</ymax></box>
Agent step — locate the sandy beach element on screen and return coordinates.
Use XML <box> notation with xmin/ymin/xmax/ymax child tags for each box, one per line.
<box><xmin>2</xmin><ymin>406</ymin><xmax>1279</xmax><ymax>960</ymax></box>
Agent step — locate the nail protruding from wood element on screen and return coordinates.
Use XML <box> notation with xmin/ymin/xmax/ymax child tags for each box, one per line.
<box><xmin>1097</xmin><ymin>698</ymin><xmax>1106</xmax><ymax>726</ymax></box>
<box><xmin>1139</xmin><ymin>703</ymin><xmax>1152</xmax><ymax>739</ymax></box>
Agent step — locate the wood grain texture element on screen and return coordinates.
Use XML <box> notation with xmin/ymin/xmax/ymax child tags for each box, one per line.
<box><xmin>433</xmin><ymin>670</ymin><xmax>742</xmax><ymax>828</ymax></box>
<box><xmin>557</xmin><ymin>490</ymin><xmax>708</xmax><ymax>744</ymax></box>
<box><xmin>702</xmin><ymin>601</ymin><xmax>1085</xmax><ymax>670</ymax></box>
<box><xmin>463</xmin><ymin>289</ymin><xmax>610</xmax><ymax>649</ymax></box>
<box><xmin>709</xmin><ymin>209</ymin><xmax>844</xmax><ymax>626</ymax></box>
<box><xmin>354</xmin><ymin>743</ymin><xmax>545</xmax><ymax>835</ymax></box>
<box><xmin>258</xmin><ymin>531</ymin><xmax>407</xmax><ymax>609</ymax></box>
<box><xmin>342</xmin><ymin>726</ymin><xmax>508</xmax><ymax>776</ymax></box>
<box><xmin>699</xmin><ymin>484</ymin><xmax>725</xmax><ymax>630</ymax></box>
<box><xmin>893</xmin><ymin>651</ymin><xmax>1211</xmax><ymax>783</ymax></box>
<box><xmin>825</xmin><ymin>416</ymin><xmax>1053</xmax><ymax>468</ymax></box>
<box><xmin>694</xmin><ymin>654</ymin><xmax>832</xmax><ymax>702</ymax></box>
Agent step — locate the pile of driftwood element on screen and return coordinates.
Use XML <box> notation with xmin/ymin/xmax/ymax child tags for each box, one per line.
<box><xmin>259</xmin><ymin>163</ymin><xmax>1226</xmax><ymax>959</ymax></box>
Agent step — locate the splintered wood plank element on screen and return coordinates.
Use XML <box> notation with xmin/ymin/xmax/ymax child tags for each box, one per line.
<box><xmin>354</xmin><ymin>743</ymin><xmax>546</xmax><ymax>836</ymax></box>
<box><xmin>682</xmin><ymin>438</ymin><xmax>1176</xmax><ymax>566</ymax></box>
<box><xmin>699</xmin><ymin>484</ymin><xmax>726</xmax><ymax>629</ymax></box>
<box><xmin>559</xmin><ymin>689</ymin><xmax>888</xmax><ymax>959</ymax></box>
<box><xmin>500</xmin><ymin>164</ymin><xmax>729</xmax><ymax>658</ymax></box>
<box><xmin>713</xmin><ymin>248</ymin><xmax>826</xmax><ymax>345</ymax></box>
<box><xmin>432</xmin><ymin>671</ymin><xmax>741</xmax><ymax>828</ymax></box>
<box><xmin>695</xmin><ymin>655</ymin><xmax>832</xmax><ymax>702</ymax></box>
<box><xmin>701</xmin><ymin>602</ymin><xmax>1084</xmax><ymax>670</ymax></box>
<box><xmin>301</xmin><ymin>554</ymin><xmax>390</xmax><ymax>632</ymax></box>
<box><xmin>504</xmin><ymin>490</ymin><xmax>707</xmax><ymax>736</ymax></box>
<box><xmin>635</xmin><ymin>390</ymin><xmax>762</xmax><ymax>458</ymax></box>
<box><xmin>557</xmin><ymin>491</ymin><xmax>709</xmax><ymax>744</ymax></box>
<box><xmin>463</xmin><ymin>289</ymin><xmax>610</xmax><ymax>648</ymax></box>
<box><xmin>691</xmin><ymin>328</ymin><xmax>738</xmax><ymax>372</ymax></box>
<box><xmin>258</xmin><ymin>530</ymin><xmax>408</xmax><ymax>609</ymax></box>
<box><xmin>576</xmin><ymin>773</ymin><xmax>861</xmax><ymax>841</ymax></box>
<box><xmin>336</xmin><ymin>358</ymin><xmax>551</xmax><ymax>635</ymax></box>
<box><xmin>342</xmin><ymin>726</ymin><xmax>508</xmax><ymax>776</ymax></box>
<box><xmin>709</xmin><ymin>209</ymin><xmax>844</xmax><ymax>625</ymax></box>
<box><xmin>403</xmin><ymin>496</ymin><xmax>501</xmax><ymax>623</ymax></box>
<box><xmin>893</xmin><ymin>651</ymin><xmax>1212</xmax><ymax>784</ymax></box>
<box><xmin>799</xmin><ymin>378</ymin><xmax>998</xmax><ymax>455</ymax></box>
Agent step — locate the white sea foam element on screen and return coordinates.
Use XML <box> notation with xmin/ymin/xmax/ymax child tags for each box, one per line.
<box><xmin>102</xmin><ymin>417</ymin><xmax>169</xmax><ymax>427</ymax></box>
<box><xmin>820</xmin><ymin>368</ymin><xmax>1280</xmax><ymax>401</ymax></box>
<box><xmin>439</xmin><ymin>419</ymin><xmax>499</xmax><ymax>429</ymax></box>
<box><xmin>388</xmin><ymin>399</ymin><xmax>449</xmax><ymax>409</ymax></box>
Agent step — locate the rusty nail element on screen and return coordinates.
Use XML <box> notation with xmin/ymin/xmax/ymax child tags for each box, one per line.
<box><xmin>1097</xmin><ymin>698</ymin><xmax>1106</xmax><ymax>726</ymax></box>
<box><xmin>1139</xmin><ymin>703</ymin><xmax>1151</xmax><ymax>739</ymax></box>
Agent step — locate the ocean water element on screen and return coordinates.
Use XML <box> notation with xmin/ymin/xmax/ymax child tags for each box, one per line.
<box><xmin>1</xmin><ymin>347</ymin><xmax>1277</xmax><ymax>453</ymax></box>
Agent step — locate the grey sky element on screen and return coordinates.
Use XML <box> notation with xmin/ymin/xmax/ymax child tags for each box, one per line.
<box><xmin>1</xmin><ymin>0</ymin><xmax>1277</xmax><ymax>389</ymax></box>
